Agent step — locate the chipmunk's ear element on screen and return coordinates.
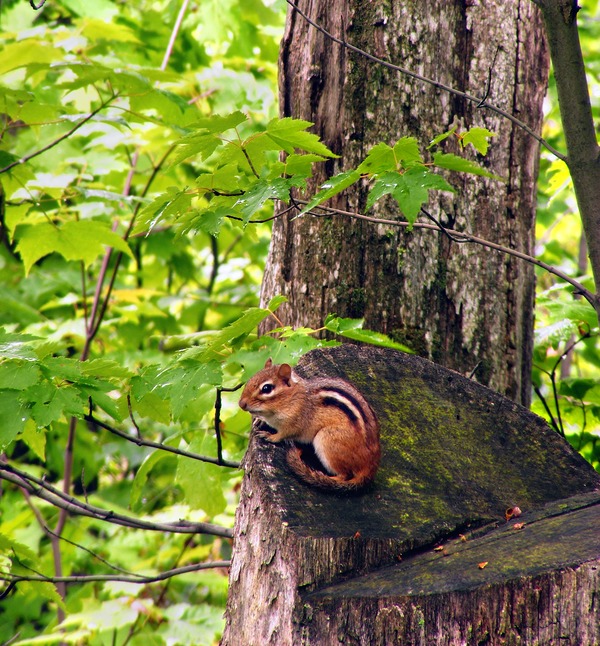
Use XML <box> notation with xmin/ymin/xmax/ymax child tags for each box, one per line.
<box><xmin>278</xmin><ymin>363</ymin><xmax>293</xmax><ymax>384</ymax></box>
<box><xmin>264</xmin><ymin>358</ymin><xmax>273</xmax><ymax>369</ymax></box>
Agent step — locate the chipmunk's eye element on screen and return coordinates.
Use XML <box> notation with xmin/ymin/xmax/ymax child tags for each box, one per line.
<box><xmin>260</xmin><ymin>383</ymin><xmax>274</xmax><ymax>394</ymax></box>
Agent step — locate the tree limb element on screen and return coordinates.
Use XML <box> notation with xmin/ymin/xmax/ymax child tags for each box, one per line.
<box><xmin>534</xmin><ymin>0</ymin><xmax>600</xmax><ymax>315</ymax></box>
<box><xmin>0</xmin><ymin>463</ymin><xmax>233</xmax><ymax>539</ymax></box>
<box><xmin>290</xmin><ymin>199</ymin><xmax>597</xmax><ymax>310</ymax></box>
<box><xmin>0</xmin><ymin>561</ymin><xmax>230</xmax><ymax>589</ymax></box>
<box><xmin>84</xmin><ymin>413</ymin><xmax>241</xmax><ymax>469</ymax></box>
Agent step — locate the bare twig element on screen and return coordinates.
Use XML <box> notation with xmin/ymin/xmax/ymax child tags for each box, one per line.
<box><xmin>289</xmin><ymin>199</ymin><xmax>597</xmax><ymax>310</ymax></box>
<box><xmin>0</xmin><ymin>463</ymin><xmax>233</xmax><ymax>538</ymax></box>
<box><xmin>533</xmin><ymin>383</ymin><xmax>561</xmax><ymax>434</ymax></box>
<box><xmin>161</xmin><ymin>0</ymin><xmax>191</xmax><ymax>71</ymax></box>
<box><xmin>0</xmin><ymin>97</ymin><xmax>117</xmax><ymax>175</ymax></box>
<box><xmin>84</xmin><ymin>413</ymin><xmax>240</xmax><ymax>469</ymax></box>
<box><xmin>0</xmin><ymin>561</ymin><xmax>230</xmax><ymax>588</ymax></box>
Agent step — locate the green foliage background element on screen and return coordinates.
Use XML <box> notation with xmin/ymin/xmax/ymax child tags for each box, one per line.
<box><xmin>0</xmin><ymin>0</ymin><xmax>598</xmax><ymax>644</ymax></box>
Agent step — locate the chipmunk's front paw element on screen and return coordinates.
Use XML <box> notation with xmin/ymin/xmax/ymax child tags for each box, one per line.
<box><xmin>252</xmin><ymin>419</ymin><xmax>276</xmax><ymax>440</ymax></box>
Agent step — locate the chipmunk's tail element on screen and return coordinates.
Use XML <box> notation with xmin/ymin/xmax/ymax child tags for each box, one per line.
<box><xmin>286</xmin><ymin>446</ymin><xmax>375</xmax><ymax>492</ymax></box>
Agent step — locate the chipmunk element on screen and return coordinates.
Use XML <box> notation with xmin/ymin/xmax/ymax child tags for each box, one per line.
<box><xmin>238</xmin><ymin>359</ymin><xmax>380</xmax><ymax>491</ymax></box>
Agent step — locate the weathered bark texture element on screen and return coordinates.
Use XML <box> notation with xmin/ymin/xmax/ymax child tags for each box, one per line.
<box><xmin>222</xmin><ymin>346</ymin><xmax>600</xmax><ymax>646</ymax></box>
<box><xmin>260</xmin><ymin>1</ymin><xmax>549</xmax><ymax>406</ymax></box>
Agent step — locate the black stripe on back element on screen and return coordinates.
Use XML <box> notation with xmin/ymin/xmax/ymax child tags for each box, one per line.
<box><xmin>322</xmin><ymin>386</ymin><xmax>369</xmax><ymax>420</ymax></box>
<box><xmin>321</xmin><ymin>395</ymin><xmax>359</xmax><ymax>421</ymax></box>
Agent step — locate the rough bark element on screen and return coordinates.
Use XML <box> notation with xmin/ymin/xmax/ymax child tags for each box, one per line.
<box><xmin>305</xmin><ymin>498</ymin><xmax>600</xmax><ymax>645</ymax></box>
<box><xmin>222</xmin><ymin>346</ymin><xmax>600</xmax><ymax>646</ymax></box>
<box><xmin>260</xmin><ymin>0</ymin><xmax>549</xmax><ymax>406</ymax></box>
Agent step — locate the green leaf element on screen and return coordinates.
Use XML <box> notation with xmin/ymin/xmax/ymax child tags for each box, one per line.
<box><xmin>168</xmin><ymin>112</ymin><xmax>248</xmax><ymax>167</ymax></box>
<box><xmin>0</xmin><ymin>329</ymin><xmax>39</xmax><ymax>360</ymax></box>
<box><xmin>0</xmin><ymin>360</ymin><xmax>40</xmax><ymax>390</ymax></box>
<box><xmin>366</xmin><ymin>167</ymin><xmax>453</xmax><ymax>220</ymax></box>
<box><xmin>20</xmin><ymin>419</ymin><xmax>46</xmax><ymax>461</ymax></box>
<box><xmin>300</xmin><ymin>170</ymin><xmax>361</xmax><ymax>215</ymax></box>
<box><xmin>187</xmin><ymin>206</ymin><xmax>229</xmax><ymax>237</ymax></box>
<box><xmin>266</xmin><ymin>295</ymin><xmax>288</xmax><ymax>311</ymax></box>
<box><xmin>130</xmin><ymin>448</ymin><xmax>174</xmax><ymax>512</ymax></box>
<box><xmin>534</xmin><ymin>319</ymin><xmax>578</xmax><ymax>348</ymax></box>
<box><xmin>366</xmin><ymin>171</ymin><xmax>404</xmax><ymax>210</ymax></box>
<box><xmin>0</xmin><ymin>42</ymin><xmax>61</xmax><ymax>75</ymax></box>
<box><xmin>324</xmin><ymin>316</ymin><xmax>412</xmax><ymax>352</ymax></box>
<box><xmin>132</xmin><ymin>391</ymin><xmax>171</xmax><ymax>424</ymax></box>
<box><xmin>357</xmin><ymin>142</ymin><xmax>396</xmax><ymax>174</ymax></box>
<box><xmin>137</xmin><ymin>187</ymin><xmax>193</xmax><ymax>234</ymax></box>
<box><xmin>234</xmin><ymin>178</ymin><xmax>297</xmax><ymax>224</ymax></box>
<box><xmin>182</xmin><ymin>307</ymin><xmax>273</xmax><ymax>361</ymax></box>
<box><xmin>190</xmin><ymin>111</ymin><xmax>248</xmax><ymax>134</ymax></box>
<box><xmin>27</xmin><ymin>382</ymin><xmax>86</xmax><ymax>427</ymax></box>
<box><xmin>392</xmin><ymin>137</ymin><xmax>423</xmax><ymax>163</ymax></box>
<box><xmin>559</xmin><ymin>378</ymin><xmax>598</xmax><ymax>401</ymax></box>
<box><xmin>357</xmin><ymin>138</ymin><xmax>422</xmax><ymax>175</ymax></box>
<box><xmin>283</xmin><ymin>153</ymin><xmax>327</xmax><ymax>177</ymax></box>
<box><xmin>176</xmin><ymin>433</ymin><xmax>227</xmax><ymax>517</ymax></box>
<box><xmin>81</xmin><ymin>359</ymin><xmax>133</xmax><ymax>380</ymax></box>
<box><xmin>81</xmin><ymin>18</ymin><xmax>139</xmax><ymax>43</ymax></box>
<box><xmin>196</xmin><ymin>164</ymin><xmax>244</xmax><ymax>192</ymax></box>
<box><xmin>432</xmin><ymin>152</ymin><xmax>503</xmax><ymax>180</ymax></box>
<box><xmin>0</xmin><ymin>390</ymin><xmax>28</xmax><ymax>450</ymax></box>
<box><xmin>265</xmin><ymin>117</ymin><xmax>337</xmax><ymax>157</ymax></box>
<box><xmin>15</xmin><ymin>221</ymin><xmax>133</xmax><ymax>275</ymax></box>
<box><xmin>538</xmin><ymin>297</ymin><xmax>598</xmax><ymax>329</ymax></box>
<box><xmin>0</xmin><ymin>532</ymin><xmax>38</xmax><ymax>562</ymax></box>
<box><xmin>460</xmin><ymin>127</ymin><xmax>496</xmax><ymax>155</ymax></box>
<box><xmin>427</xmin><ymin>126</ymin><xmax>457</xmax><ymax>149</ymax></box>
<box><xmin>167</xmin><ymin>362</ymin><xmax>222</xmax><ymax>420</ymax></box>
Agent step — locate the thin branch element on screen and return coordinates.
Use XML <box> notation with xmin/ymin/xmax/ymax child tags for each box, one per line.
<box><xmin>290</xmin><ymin>199</ymin><xmax>597</xmax><ymax>309</ymax></box>
<box><xmin>286</xmin><ymin>0</ymin><xmax>566</xmax><ymax>161</ymax></box>
<box><xmin>161</xmin><ymin>0</ymin><xmax>191</xmax><ymax>71</ymax></box>
<box><xmin>18</xmin><ymin>491</ymin><xmax>142</xmax><ymax>577</ymax></box>
<box><xmin>0</xmin><ymin>561</ymin><xmax>230</xmax><ymax>587</ymax></box>
<box><xmin>533</xmin><ymin>383</ymin><xmax>561</xmax><ymax>434</ymax></box>
<box><xmin>126</xmin><ymin>395</ymin><xmax>142</xmax><ymax>438</ymax></box>
<box><xmin>0</xmin><ymin>97</ymin><xmax>117</xmax><ymax>175</ymax></box>
<box><xmin>0</xmin><ymin>464</ymin><xmax>233</xmax><ymax>538</ymax></box>
<box><xmin>86</xmin><ymin>144</ymin><xmax>177</xmax><ymax>346</ymax></box>
<box><xmin>84</xmin><ymin>413</ymin><xmax>241</xmax><ymax>469</ymax></box>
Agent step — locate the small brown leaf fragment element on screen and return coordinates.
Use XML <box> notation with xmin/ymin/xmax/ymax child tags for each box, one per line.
<box><xmin>513</xmin><ymin>522</ymin><xmax>526</xmax><ymax>530</ymax></box>
<box><xmin>433</xmin><ymin>545</ymin><xmax>445</xmax><ymax>552</ymax></box>
<box><xmin>458</xmin><ymin>534</ymin><xmax>467</xmax><ymax>542</ymax></box>
<box><xmin>478</xmin><ymin>561</ymin><xmax>488</xmax><ymax>569</ymax></box>
<box><xmin>505</xmin><ymin>506</ymin><xmax>523</xmax><ymax>521</ymax></box>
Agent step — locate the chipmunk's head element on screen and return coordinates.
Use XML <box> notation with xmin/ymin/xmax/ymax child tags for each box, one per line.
<box><xmin>238</xmin><ymin>359</ymin><xmax>301</xmax><ymax>424</ymax></box>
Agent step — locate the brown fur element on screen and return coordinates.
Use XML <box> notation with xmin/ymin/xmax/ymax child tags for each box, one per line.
<box><xmin>239</xmin><ymin>361</ymin><xmax>380</xmax><ymax>492</ymax></box>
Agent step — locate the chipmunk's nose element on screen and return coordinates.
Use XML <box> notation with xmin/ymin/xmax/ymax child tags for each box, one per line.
<box><xmin>239</xmin><ymin>397</ymin><xmax>248</xmax><ymax>411</ymax></box>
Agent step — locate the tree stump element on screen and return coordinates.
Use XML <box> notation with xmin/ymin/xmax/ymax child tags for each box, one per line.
<box><xmin>222</xmin><ymin>346</ymin><xmax>600</xmax><ymax>646</ymax></box>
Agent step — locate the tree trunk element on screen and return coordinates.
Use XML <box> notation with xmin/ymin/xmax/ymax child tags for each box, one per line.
<box><xmin>260</xmin><ymin>0</ymin><xmax>549</xmax><ymax>406</ymax></box>
<box><xmin>222</xmin><ymin>346</ymin><xmax>600</xmax><ymax>646</ymax></box>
